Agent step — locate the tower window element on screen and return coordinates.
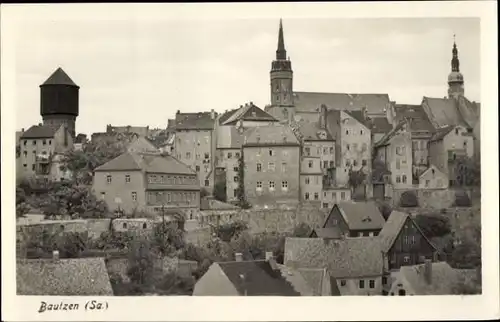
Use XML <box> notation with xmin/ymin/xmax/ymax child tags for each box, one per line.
<box><xmin>32</xmin><ymin>140</ymin><xmax>36</xmax><ymax>145</ymax></box>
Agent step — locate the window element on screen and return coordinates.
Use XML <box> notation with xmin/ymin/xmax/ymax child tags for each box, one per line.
<box><xmin>282</xmin><ymin>162</ymin><xmax>287</xmax><ymax>173</ymax></box>
<box><xmin>362</xmin><ymin>159</ymin><xmax>367</xmax><ymax>166</ymax></box>
<box><xmin>106</xmin><ymin>175</ymin><xmax>112</xmax><ymax>184</ymax></box>
<box><xmin>282</xmin><ymin>181</ymin><xmax>288</xmax><ymax>189</ymax></box>
<box><xmin>396</xmin><ymin>175</ymin><xmax>401</xmax><ymax>183</ymax></box>
<box><xmin>353</xmin><ymin>159</ymin><xmax>358</xmax><ymax>166</ymax></box>
<box><xmin>305</xmin><ymin>177</ymin><xmax>310</xmax><ymax>185</ymax></box>
<box><xmin>330</xmin><ymin>147</ymin><xmax>334</xmax><ymax>154</ymax></box>
<box><xmin>323</xmin><ymin>147</ymin><xmax>328</xmax><ymax>154</ymax></box>
<box><xmin>235</xmin><ymin>152</ymin><xmax>240</xmax><ymax>158</ymax></box>
<box><xmin>131</xmin><ymin>192</ymin><xmax>137</xmax><ymax>201</ymax></box>
<box><xmin>323</xmin><ymin>203</ymin><xmax>329</xmax><ymax>209</ymax></box>
<box><xmin>100</xmin><ymin>192</ymin><xmax>106</xmax><ymax>200</ymax></box>
<box><xmin>196</xmin><ymin>165</ymin><xmax>200</xmax><ymax>172</ymax></box>
<box><xmin>23</xmin><ymin>164</ymin><xmax>27</xmax><ymax>168</ymax></box>
<box><xmin>256</xmin><ymin>181</ymin><xmax>262</xmax><ymax>189</ymax></box>
<box><xmin>329</xmin><ymin>161</ymin><xmax>334</xmax><ymax>168</ymax></box>
<box><xmin>340</xmin><ymin>280</ymin><xmax>346</xmax><ymax>286</ymax></box>
<box><xmin>345</xmin><ymin>130</ymin><xmax>349</xmax><ymax>135</ymax></box>
<box><xmin>455</xmin><ymin>128</ymin><xmax>459</xmax><ymax>135</ymax></box>
<box><xmin>195</xmin><ymin>154</ymin><xmax>200</xmax><ymax>160</ymax></box>
<box><xmin>269</xmin><ymin>181</ymin><xmax>275</xmax><ymax>190</ymax></box>
<box><xmin>125</xmin><ymin>175</ymin><xmax>130</xmax><ymax>183</ymax></box>
<box><xmin>396</xmin><ymin>159</ymin><xmax>401</xmax><ymax>170</ymax></box>
<box><xmin>233</xmin><ymin>189</ymin><xmax>238</xmax><ymax>198</ymax></box>
<box><xmin>186</xmin><ymin>152</ymin><xmax>191</xmax><ymax>159</ymax></box>
<box><xmin>32</xmin><ymin>140</ymin><xmax>36</xmax><ymax>145</ymax></box>
<box><xmin>323</xmin><ymin>161</ymin><xmax>328</xmax><ymax>169</ymax></box>
<box><xmin>360</xmin><ymin>130</ymin><xmax>363</xmax><ymax>135</ymax></box>
<box><xmin>23</xmin><ymin>151</ymin><xmax>27</xmax><ymax>157</ymax></box>
<box><xmin>463</xmin><ymin>141</ymin><xmax>467</xmax><ymax>147</ymax></box>
<box><xmin>23</xmin><ymin>140</ymin><xmax>27</xmax><ymax>146</ymax></box>
<box><xmin>411</xmin><ymin>236</ymin><xmax>416</xmax><ymax>244</ymax></box>
<box><xmin>382</xmin><ymin>276</ymin><xmax>388</xmax><ymax>285</ymax></box>
<box><xmin>304</xmin><ymin>147</ymin><xmax>310</xmax><ymax>156</ymax></box>
<box><xmin>205</xmin><ymin>180</ymin><xmax>210</xmax><ymax>186</ymax></box>
<box><xmin>346</xmin><ymin>144</ymin><xmax>350</xmax><ymax>151</ymax></box>
<box><xmin>268</xmin><ymin>162</ymin><xmax>275</xmax><ymax>171</ymax></box>
<box><xmin>402</xmin><ymin>175</ymin><xmax>407</xmax><ymax>183</ymax></box>
<box><xmin>345</xmin><ymin>159</ymin><xmax>351</xmax><ymax>167</ymax></box>
<box><xmin>269</xmin><ymin>149</ymin><xmax>274</xmax><ymax>156</ymax></box>
<box><xmin>404</xmin><ymin>256</ymin><xmax>410</xmax><ymax>263</ymax></box>
<box><xmin>308</xmin><ymin>160</ymin><xmax>313</xmax><ymax>168</ymax></box>
<box><xmin>314</xmin><ymin>192</ymin><xmax>319</xmax><ymax>200</ymax></box>
<box><xmin>42</xmin><ymin>140</ymin><xmax>46</xmax><ymax>145</ymax></box>
<box><xmin>257</xmin><ymin>163</ymin><xmax>262</xmax><ymax>172</ymax></box>
<box><xmin>404</xmin><ymin>235</ymin><xmax>409</xmax><ymax>244</ymax></box>
<box><xmin>369</xmin><ymin>280</ymin><xmax>375</xmax><ymax>289</ymax></box>
<box><xmin>123</xmin><ymin>223</ymin><xmax>127</xmax><ymax>229</ymax></box>
<box><xmin>305</xmin><ymin>192</ymin><xmax>310</xmax><ymax>200</ymax></box>
<box><xmin>359</xmin><ymin>280</ymin><xmax>365</xmax><ymax>289</ymax></box>
<box><xmin>142</xmin><ymin>223</ymin><xmax>147</xmax><ymax>229</ymax></box>
<box><xmin>398</xmin><ymin>289</ymin><xmax>406</xmax><ymax>296</ymax></box>
<box><xmin>228</xmin><ymin>152</ymin><xmax>232</xmax><ymax>159</ymax></box>
<box><xmin>341</xmin><ymin>192</ymin><xmax>346</xmax><ymax>200</ymax></box>
<box><xmin>425</xmin><ymin>180</ymin><xmax>430</xmax><ymax>187</ymax></box>
<box><xmin>234</xmin><ymin>176</ymin><xmax>239</xmax><ymax>182</ymax></box>
<box><xmin>233</xmin><ymin>166</ymin><xmax>239</xmax><ymax>172</ymax></box>
<box><xmin>31</xmin><ymin>164</ymin><xmax>36</xmax><ymax>171</ymax></box>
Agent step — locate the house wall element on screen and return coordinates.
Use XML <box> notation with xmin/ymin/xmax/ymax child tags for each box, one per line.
<box><xmin>174</xmin><ymin>129</ymin><xmax>215</xmax><ymax>192</ymax></box>
<box><xmin>300</xmin><ymin>173</ymin><xmax>323</xmax><ymax>202</ymax></box>
<box><xmin>337</xmin><ymin>276</ymin><xmax>383</xmax><ymax>295</ymax></box>
<box><xmin>192</xmin><ymin>263</ymin><xmax>240</xmax><ymax>296</ymax></box>
<box><xmin>443</xmin><ymin>126</ymin><xmax>475</xmax><ymax>159</ymax></box>
<box><xmin>387</xmin><ymin>217</ymin><xmax>436</xmax><ymax>270</ymax></box>
<box><xmin>302</xmin><ymin>141</ymin><xmax>336</xmax><ymax>169</ymax></box>
<box><xmin>320</xmin><ymin>189</ymin><xmax>352</xmax><ymax>210</ymax></box>
<box><xmin>388</xmin><ymin>275</ymin><xmax>416</xmax><ymax>296</ymax></box>
<box><xmin>92</xmin><ymin>170</ymin><xmax>146</xmax><ymax>214</ymax></box>
<box><xmin>387</xmin><ymin>131</ymin><xmax>413</xmax><ymax>189</ymax></box>
<box><xmin>418</xmin><ymin>167</ymin><xmax>449</xmax><ymax>189</ymax></box>
<box><xmin>216</xmin><ymin>148</ymin><xmax>241</xmax><ymax>202</ymax></box>
<box><xmin>412</xmin><ymin>138</ymin><xmax>430</xmax><ymax>167</ymax></box>
<box><xmin>323</xmin><ymin>206</ymin><xmax>349</xmax><ymax>235</ymax></box>
<box><xmin>243</xmin><ymin>145</ymin><xmax>300</xmax><ymax>207</ymax></box>
<box><xmin>337</xmin><ymin>111</ymin><xmax>372</xmax><ymax>188</ymax></box>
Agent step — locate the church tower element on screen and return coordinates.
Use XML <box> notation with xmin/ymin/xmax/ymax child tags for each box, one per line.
<box><xmin>448</xmin><ymin>36</ymin><xmax>465</xmax><ymax>99</ymax></box>
<box><xmin>270</xmin><ymin>19</ymin><xmax>294</xmax><ymax>108</ymax></box>
<box><xmin>40</xmin><ymin>67</ymin><xmax>79</xmax><ymax>138</ymax></box>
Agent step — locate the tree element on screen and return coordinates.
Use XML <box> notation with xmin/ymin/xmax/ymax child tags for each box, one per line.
<box><xmin>16</xmin><ymin>187</ymin><xmax>30</xmax><ymax>218</ymax></box>
<box><xmin>454</xmin><ymin>191</ymin><xmax>472</xmax><ymax>207</ymax></box>
<box><xmin>235</xmin><ymin>153</ymin><xmax>251</xmax><ymax>209</ymax></box>
<box><xmin>213</xmin><ymin>220</ymin><xmax>249</xmax><ymax>242</ymax></box>
<box><xmin>453</xmin><ymin>157</ymin><xmax>481</xmax><ymax>187</ymax></box>
<box><xmin>152</xmin><ymin>222</ymin><xmax>185</xmax><ymax>256</ymax></box>
<box><xmin>414</xmin><ymin>214</ymin><xmax>451</xmax><ymax>238</ymax></box>
<box><xmin>127</xmin><ymin>239</ymin><xmax>157</xmax><ymax>286</ymax></box>
<box><xmin>348</xmin><ymin>168</ymin><xmax>367</xmax><ymax>199</ymax></box>
<box><xmin>399</xmin><ymin>191</ymin><xmax>418</xmax><ymax>207</ymax></box>
<box><xmin>213</xmin><ymin>181</ymin><xmax>227</xmax><ymax>202</ymax></box>
<box><xmin>291</xmin><ymin>222</ymin><xmax>312</xmax><ymax>238</ymax></box>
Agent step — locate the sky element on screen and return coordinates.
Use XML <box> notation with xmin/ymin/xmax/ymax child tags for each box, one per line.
<box><xmin>12</xmin><ymin>14</ymin><xmax>480</xmax><ymax>136</ymax></box>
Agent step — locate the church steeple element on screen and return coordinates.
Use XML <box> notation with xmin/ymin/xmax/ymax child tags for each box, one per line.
<box><xmin>451</xmin><ymin>35</ymin><xmax>460</xmax><ymax>72</ymax></box>
<box><xmin>448</xmin><ymin>35</ymin><xmax>464</xmax><ymax>99</ymax></box>
<box><xmin>276</xmin><ymin>19</ymin><xmax>287</xmax><ymax>60</ymax></box>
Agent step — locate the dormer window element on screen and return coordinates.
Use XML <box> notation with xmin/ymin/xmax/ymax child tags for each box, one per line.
<box><xmin>455</xmin><ymin>128</ymin><xmax>459</xmax><ymax>135</ymax></box>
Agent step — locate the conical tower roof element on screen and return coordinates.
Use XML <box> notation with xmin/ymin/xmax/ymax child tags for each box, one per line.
<box><xmin>41</xmin><ymin>67</ymin><xmax>79</xmax><ymax>87</ymax></box>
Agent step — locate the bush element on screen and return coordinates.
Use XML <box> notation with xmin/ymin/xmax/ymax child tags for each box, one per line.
<box><xmin>213</xmin><ymin>181</ymin><xmax>227</xmax><ymax>202</ymax></box>
<box><xmin>376</xmin><ymin>201</ymin><xmax>393</xmax><ymax>220</ymax></box>
<box><xmin>454</xmin><ymin>192</ymin><xmax>472</xmax><ymax>207</ymax></box>
<box><xmin>414</xmin><ymin>214</ymin><xmax>451</xmax><ymax>238</ymax></box>
<box><xmin>399</xmin><ymin>191</ymin><xmax>418</xmax><ymax>208</ymax></box>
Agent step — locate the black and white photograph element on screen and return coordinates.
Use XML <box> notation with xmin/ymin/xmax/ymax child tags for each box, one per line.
<box><xmin>1</xmin><ymin>2</ymin><xmax>498</xmax><ymax>321</ymax></box>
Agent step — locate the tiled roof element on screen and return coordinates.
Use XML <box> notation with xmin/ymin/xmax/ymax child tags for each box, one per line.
<box><xmin>295</xmin><ymin>120</ymin><xmax>334</xmax><ymax>141</ymax></box>
<box><xmin>41</xmin><ymin>67</ymin><xmax>79</xmax><ymax>87</ymax></box>
<box><xmin>400</xmin><ymin>262</ymin><xmax>459</xmax><ymax>295</ymax></box>
<box><xmin>430</xmin><ymin>125</ymin><xmax>455</xmax><ymax>142</ymax></box>
<box><xmin>174</xmin><ymin>112</ymin><xmax>217</xmax><ymax>130</ymax></box>
<box><xmin>422</xmin><ymin>97</ymin><xmax>467</xmax><ymax>128</ymax></box>
<box><xmin>20</xmin><ymin>125</ymin><xmax>58</xmax><ymax>139</ymax></box>
<box><xmin>217</xmin><ymin>260</ymin><xmax>301</xmax><ymax>296</ymax></box>
<box><xmin>17</xmin><ymin>257</ymin><xmax>113</xmax><ymax>295</ymax></box>
<box><xmin>284</xmin><ymin>237</ymin><xmax>384</xmax><ymax>278</ymax></box>
<box><xmin>310</xmin><ymin>227</ymin><xmax>343</xmax><ymax>239</ymax></box>
<box><xmin>329</xmin><ymin>201</ymin><xmax>386</xmax><ymax>231</ymax></box>
<box><xmin>418</xmin><ymin>165</ymin><xmax>444</xmax><ymax>180</ymax></box>
<box><xmin>222</xmin><ymin>103</ymin><xmax>277</xmax><ymax>125</ymax></box>
<box><xmin>367</xmin><ymin>116</ymin><xmax>393</xmax><ymax>134</ymax></box>
<box><xmin>276</xmin><ymin>264</ymin><xmax>316</xmax><ymax>296</ymax></box>
<box><xmin>217</xmin><ymin>125</ymin><xmax>244</xmax><ymax>149</ymax></box>
<box><xmin>344</xmin><ymin>110</ymin><xmax>369</xmax><ymax>127</ymax></box>
<box><xmin>375</xmin><ymin>120</ymin><xmax>407</xmax><ymax>147</ymax></box>
<box><xmin>293</xmin><ymin>92</ymin><xmax>390</xmax><ymax>115</ymax></box>
<box><xmin>393</xmin><ymin>104</ymin><xmax>435</xmax><ymax>133</ymax></box>
<box><xmin>94</xmin><ymin>152</ymin><xmax>195</xmax><ymax>175</ymax></box>
<box><xmin>243</xmin><ymin>124</ymin><xmax>300</xmax><ymax>147</ymax></box>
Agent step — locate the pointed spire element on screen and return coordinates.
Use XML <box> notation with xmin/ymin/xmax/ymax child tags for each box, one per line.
<box><xmin>276</xmin><ymin>18</ymin><xmax>287</xmax><ymax>60</ymax></box>
<box><xmin>451</xmin><ymin>34</ymin><xmax>460</xmax><ymax>72</ymax></box>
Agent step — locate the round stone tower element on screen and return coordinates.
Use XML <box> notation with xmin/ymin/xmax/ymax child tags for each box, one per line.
<box><xmin>40</xmin><ymin>67</ymin><xmax>79</xmax><ymax>138</ymax></box>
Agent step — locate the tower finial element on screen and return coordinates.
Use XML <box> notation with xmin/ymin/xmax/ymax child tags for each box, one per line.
<box><xmin>276</xmin><ymin>18</ymin><xmax>287</xmax><ymax>60</ymax></box>
<box><xmin>451</xmin><ymin>35</ymin><xmax>460</xmax><ymax>72</ymax></box>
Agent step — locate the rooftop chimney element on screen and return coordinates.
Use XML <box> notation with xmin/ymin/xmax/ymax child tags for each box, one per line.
<box><xmin>210</xmin><ymin>109</ymin><xmax>215</xmax><ymax>120</ymax></box>
<box><xmin>53</xmin><ymin>250</ymin><xmax>60</xmax><ymax>261</ymax></box>
<box><xmin>424</xmin><ymin>259</ymin><xmax>432</xmax><ymax>284</ymax></box>
<box><xmin>235</xmin><ymin>253</ymin><xmax>243</xmax><ymax>262</ymax></box>
<box><xmin>319</xmin><ymin>104</ymin><xmax>327</xmax><ymax>129</ymax></box>
<box><xmin>265</xmin><ymin>251</ymin><xmax>274</xmax><ymax>261</ymax></box>
<box><xmin>21</xmin><ymin>128</ymin><xmax>24</xmax><ymax>132</ymax></box>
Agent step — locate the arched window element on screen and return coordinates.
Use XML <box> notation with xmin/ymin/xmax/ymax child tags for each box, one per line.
<box><xmin>123</xmin><ymin>222</ymin><xmax>127</xmax><ymax>229</ymax></box>
<box><xmin>142</xmin><ymin>223</ymin><xmax>147</xmax><ymax>229</ymax></box>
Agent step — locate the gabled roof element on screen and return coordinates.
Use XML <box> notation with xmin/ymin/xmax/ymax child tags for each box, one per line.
<box><xmin>378</xmin><ymin>211</ymin><xmax>436</xmax><ymax>253</ymax></box>
<box><xmin>285</xmin><ymin>237</ymin><xmax>384</xmax><ymax>278</ymax></box>
<box><xmin>418</xmin><ymin>164</ymin><xmax>445</xmax><ymax>180</ymax></box>
<box><xmin>295</xmin><ymin>267</ymin><xmax>340</xmax><ymax>296</ymax></box>
<box><xmin>41</xmin><ymin>67</ymin><xmax>79</xmax><ymax>87</ymax></box>
<box><xmin>293</xmin><ymin>92</ymin><xmax>390</xmax><ymax>115</ymax></box>
<box><xmin>399</xmin><ymin>262</ymin><xmax>459</xmax><ymax>295</ymax></box>
<box><xmin>393</xmin><ymin>104</ymin><xmax>435</xmax><ymax>133</ymax></box>
<box><xmin>20</xmin><ymin>125</ymin><xmax>58</xmax><ymax>139</ymax></box>
<box><xmin>17</xmin><ymin>258</ymin><xmax>113</xmax><ymax>295</ymax></box>
<box><xmin>367</xmin><ymin>116</ymin><xmax>393</xmax><ymax>134</ymax></box>
<box><xmin>94</xmin><ymin>152</ymin><xmax>195</xmax><ymax>175</ymax></box>
<box><xmin>243</xmin><ymin>124</ymin><xmax>300</xmax><ymax>147</ymax></box>
<box><xmin>222</xmin><ymin>103</ymin><xmax>277</xmax><ymax>126</ymax></box>
<box><xmin>327</xmin><ymin>201</ymin><xmax>385</xmax><ymax>231</ymax></box>
<box><xmin>422</xmin><ymin>96</ymin><xmax>467</xmax><ymax>128</ymax></box>
<box><xmin>217</xmin><ymin>260</ymin><xmax>301</xmax><ymax>296</ymax></box>
<box><xmin>429</xmin><ymin>125</ymin><xmax>455</xmax><ymax>142</ymax></box>
<box><xmin>174</xmin><ymin>112</ymin><xmax>217</xmax><ymax>130</ymax></box>
<box><xmin>276</xmin><ymin>264</ymin><xmax>316</xmax><ymax>296</ymax></box>
<box><xmin>295</xmin><ymin>121</ymin><xmax>334</xmax><ymax>141</ymax></box>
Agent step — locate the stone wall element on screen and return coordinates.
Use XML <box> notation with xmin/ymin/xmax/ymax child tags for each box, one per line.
<box><xmin>391</xmin><ymin>188</ymin><xmax>474</xmax><ymax>209</ymax></box>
